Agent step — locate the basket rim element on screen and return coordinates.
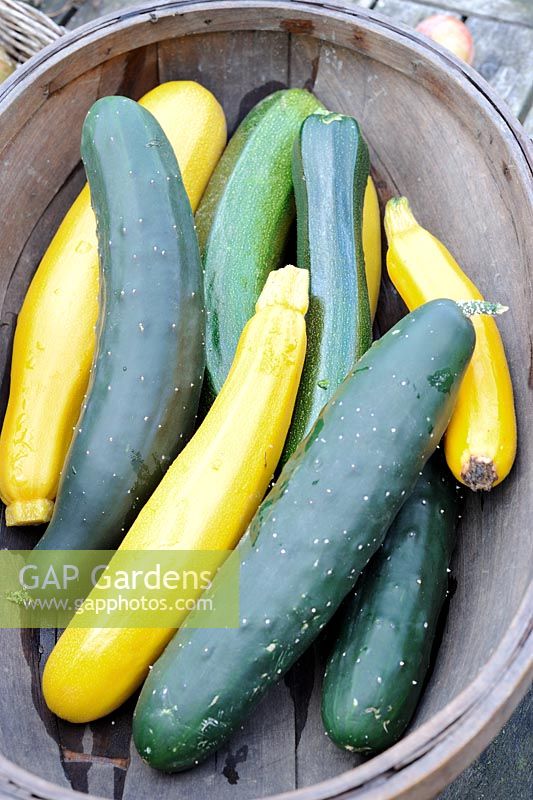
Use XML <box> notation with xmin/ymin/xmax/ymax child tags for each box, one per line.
<box><xmin>0</xmin><ymin>0</ymin><xmax>532</xmax><ymax>161</ymax></box>
<box><xmin>0</xmin><ymin>2</ymin><xmax>531</xmax><ymax>799</ymax></box>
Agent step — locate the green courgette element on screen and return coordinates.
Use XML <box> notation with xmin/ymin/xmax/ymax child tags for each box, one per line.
<box><xmin>321</xmin><ymin>453</ymin><xmax>462</xmax><ymax>753</ymax></box>
<box><xmin>132</xmin><ymin>299</ymin><xmax>475</xmax><ymax>772</ymax></box>
<box><xmin>36</xmin><ymin>97</ymin><xmax>205</xmax><ymax>550</ymax></box>
<box><xmin>196</xmin><ymin>88</ymin><xmax>324</xmax><ymax>396</ymax></box>
<box><xmin>283</xmin><ymin>112</ymin><xmax>372</xmax><ymax>461</ymax></box>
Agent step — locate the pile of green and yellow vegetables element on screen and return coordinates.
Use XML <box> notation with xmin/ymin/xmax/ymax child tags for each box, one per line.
<box><xmin>0</xmin><ymin>81</ymin><xmax>517</xmax><ymax>769</ymax></box>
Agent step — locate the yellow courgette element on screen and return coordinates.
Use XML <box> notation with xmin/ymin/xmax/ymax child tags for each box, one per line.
<box><xmin>363</xmin><ymin>177</ymin><xmax>382</xmax><ymax>319</ymax></box>
<box><xmin>385</xmin><ymin>196</ymin><xmax>516</xmax><ymax>490</ymax></box>
<box><xmin>0</xmin><ymin>81</ymin><xmax>227</xmax><ymax>526</ymax></box>
<box><xmin>42</xmin><ymin>266</ymin><xmax>309</xmax><ymax>723</ymax></box>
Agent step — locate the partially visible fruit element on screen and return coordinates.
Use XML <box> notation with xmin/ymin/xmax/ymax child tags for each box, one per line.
<box><xmin>385</xmin><ymin>196</ymin><xmax>516</xmax><ymax>491</ymax></box>
<box><xmin>416</xmin><ymin>15</ymin><xmax>474</xmax><ymax>65</ymax></box>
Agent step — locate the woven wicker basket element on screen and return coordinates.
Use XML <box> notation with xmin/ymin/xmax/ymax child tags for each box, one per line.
<box><xmin>0</xmin><ymin>0</ymin><xmax>63</xmax><ymax>64</ymax></box>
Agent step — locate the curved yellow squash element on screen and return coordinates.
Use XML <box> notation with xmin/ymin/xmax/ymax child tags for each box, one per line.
<box><xmin>43</xmin><ymin>266</ymin><xmax>309</xmax><ymax>723</ymax></box>
<box><xmin>385</xmin><ymin>197</ymin><xmax>516</xmax><ymax>490</ymax></box>
<box><xmin>0</xmin><ymin>82</ymin><xmax>227</xmax><ymax>526</ymax></box>
<box><xmin>363</xmin><ymin>176</ymin><xmax>382</xmax><ymax>319</ymax></box>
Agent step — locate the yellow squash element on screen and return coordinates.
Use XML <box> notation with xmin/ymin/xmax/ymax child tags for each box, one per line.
<box><xmin>363</xmin><ymin>177</ymin><xmax>382</xmax><ymax>318</ymax></box>
<box><xmin>0</xmin><ymin>81</ymin><xmax>227</xmax><ymax>526</ymax></box>
<box><xmin>385</xmin><ymin>196</ymin><xmax>516</xmax><ymax>490</ymax></box>
<box><xmin>43</xmin><ymin>266</ymin><xmax>309</xmax><ymax>723</ymax></box>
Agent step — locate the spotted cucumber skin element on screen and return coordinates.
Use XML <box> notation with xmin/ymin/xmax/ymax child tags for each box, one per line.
<box><xmin>283</xmin><ymin>112</ymin><xmax>372</xmax><ymax>462</ymax></box>
<box><xmin>196</xmin><ymin>89</ymin><xmax>324</xmax><ymax>396</ymax></box>
<box><xmin>321</xmin><ymin>454</ymin><xmax>462</xmax><ymax>754</ymax></box>
<box><xmin>36</xmin><ymin>97</ymin><xmax>204</xmax><ymax>550</ymax></box>
<box><xmin>132</xmin><ymin>299</ymin><xmax>475</xmax><ymax>772</ymax></box>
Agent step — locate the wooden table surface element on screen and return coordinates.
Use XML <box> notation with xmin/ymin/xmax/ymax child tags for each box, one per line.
<box><xmin>16</xmin><ymin>0</ymin><xmax>533</xmax><ymax>798</ymax></box>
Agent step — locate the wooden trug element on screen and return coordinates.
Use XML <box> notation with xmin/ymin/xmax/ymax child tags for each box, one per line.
<box><xmin>0</xmin><ymin>2</ymin><xmax>531</xmax><ymax>799</ymax></box>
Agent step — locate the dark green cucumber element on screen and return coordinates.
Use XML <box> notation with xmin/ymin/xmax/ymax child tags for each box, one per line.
<box><xmin>283</xmin><ymin>112</ymin><xmax>372</xmax><ymax>461</ymax></box>
<box><xmin>196</xmin><ymin>88</ymin><xmax>324</xmax><ymax>396</ymax></box>
<box><xmin>132</xmin><ymin>299</ymin><xmax>475</xmax><ymax>772</ymax></box>
<box><xmin>321</xmin><ymin>453</ymin><xmax>462</xmax><ymax>754</ymax></box>
<box><xmin>36</xmin><ymin>97</ymin><xmax>204</xmax><ymax>550</ymax></box>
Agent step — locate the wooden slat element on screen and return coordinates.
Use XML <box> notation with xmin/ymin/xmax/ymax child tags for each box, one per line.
<box><xmin>123</xmin><ymin>682</ymin><xmax>296</xmax><ymax>799</ymax></box>
<box><xmin>66</xmin><ymin>0</ymin><xmax>533</xmax><ymax>30</ymax></box>
<box><xmin>375</xmin><ymin>0</ymin><xmax>449</xmax><ymax>27</ymax></box>
<box><xmin>68</xmin><ymin>0</ymin><xmax>142</xmax><ymax>29</ymax></box>
<box><xmin>524</xmin><ymin>104</ymin><xmax>533</xmax><ymax>136</ymax></box>
<box><xmin>0</xmin><ymin>627</ymin><xmax>70</xmax><ymax>788</ymax></box>
<box><xmin>212</xmin><ymin>681</ymin><xmax>296</xmax><ymax>798</ymax></box>
<box><xmin>157</xmin><ymin>30</ymin><xmax>289</xmax><ymax>134</ymax></box>
<box><xmin>289</xmin><ymin>32</ymin><xmax>321</xmax><ymax>90</ymax></box>
<box><xmin>289</xmin><ymin>642</ymin><xmax>363</xmax><ymax>789</ymax></box>
<box><xmin>401</xmin><ymin>0</ymin><xmax>533</xmax><ymax>26</ymax></box>
<box><xmin>0</xmin><ymin>43</ymin><xmax>158</xmax><ymax>307</ymax></box>
<box><xmin>68</xmin><ymin>0</ymin><xmax>378</xmax><ymax>28</ymax></box>
<box><xmin>0</xmin><ymin>515</ymin><xmax>66</xmax><ymax>788</ymax></box>
<box><xmin>466</xmin><ymin>16</ymin><xmax>533</xmax><ymax>119</ymax></box>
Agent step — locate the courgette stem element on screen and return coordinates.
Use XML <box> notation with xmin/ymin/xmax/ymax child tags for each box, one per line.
<box><xmin>455</xmin><ymin>300</ymin><xmax>508</xmax><ymax>317</ymax></box>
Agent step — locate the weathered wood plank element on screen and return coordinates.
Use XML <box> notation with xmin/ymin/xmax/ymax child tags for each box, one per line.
<box><xmin>211</xmin><ymin>680</ymin><xmax>296</xmax><ymax>798</ymax></box>
<box><xmin>68</xmin><ymin>0</ymin><xmax>377</xmax><ymax>28</ymax></box>
<box><xmin>67</xmin><ymin>0</ymin><xmax>138</xmax><ymax>29</ymax></box>
<box><xmin>466</xmin><ymin>16</ymin><xmax>533</xmax><ymax>118</ymax></box>
<box><xmin>401</xmin><ymin>0</ymin><xmax>533</xmax><ymax>26</ymax></box>
<box><xmin>0</xmin><ymin>517</ymin><xmax>66</xmax><ymax>787</ymax></box>
<box><xmin>0</xmin><ymin>44</ymin><xmax>158</xmax><ymax>306</ymax></box>
<box><xmin>523</xmin><ymin>104</ymin><xmax>533</xmax><ymax>136</ymax></box>
<box><xmin>62</xmin><ymin>0</ymin><xmax>533</xmax><ymax>33</ymax></box>
<box><xmin>289</xmin><ymin>32</ymin><xmax>322</xmax><ymax>96</ymax></box>
<box><xmin>157</xmin><ymin>30</ymin><xmax>289</xmax><ymax>134</ymax></box>
<box><xmin>123</xmin><ymin>681</ymin><xmax>296</xmax><ymax>799</ymax></box>
<box><xmin>375</xmin><ymin>0</ymin><xmax>449</xmax><ymax>28</ymax></box>
<box><xmin>288</xmin><ymin>641</ymin><xmax>363</xmax><ymax>789</ymax></box>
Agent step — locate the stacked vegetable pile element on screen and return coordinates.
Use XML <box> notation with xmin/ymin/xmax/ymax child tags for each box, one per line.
<box><xmin>0</xmin><ymin>82</ymin><xmax>516</xmax><ymax>769</ymax></box>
